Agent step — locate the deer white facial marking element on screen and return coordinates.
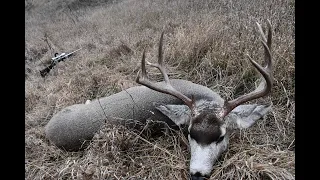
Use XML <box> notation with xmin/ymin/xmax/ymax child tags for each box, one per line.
<box><xmin>188</xmin><ymin>134</ymin><xmax>228</xmax><ymax>177</ymax></box>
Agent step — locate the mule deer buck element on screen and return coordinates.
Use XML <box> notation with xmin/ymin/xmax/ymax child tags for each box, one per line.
<box><xmin>45</xmin><ymin>20</ymin><xmax>273</xmax><ymax>179</ymax></box>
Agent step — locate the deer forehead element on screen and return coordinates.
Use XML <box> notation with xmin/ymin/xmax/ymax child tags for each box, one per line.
<box><xmin>189</xmin><ymin>112</ymin><xmax>225</xmax><ymax>145</ymax></box>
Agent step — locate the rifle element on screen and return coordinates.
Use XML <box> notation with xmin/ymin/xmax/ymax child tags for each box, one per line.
<box><xmin>40</xmin><ymin>48</ymin><xmax>82</xmax><ymax>77</ymax></box>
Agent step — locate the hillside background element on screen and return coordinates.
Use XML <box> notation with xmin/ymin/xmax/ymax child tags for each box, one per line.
<box><xmin>25</xmin><ymin>0</ymin><xmax>295</xmax><ymax>179</ymax></box>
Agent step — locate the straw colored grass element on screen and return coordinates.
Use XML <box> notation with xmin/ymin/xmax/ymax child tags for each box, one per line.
<box><xmin>25</xmin><ymin>0</ymin><xmax>295</xmax><ymax>179</ymax></box>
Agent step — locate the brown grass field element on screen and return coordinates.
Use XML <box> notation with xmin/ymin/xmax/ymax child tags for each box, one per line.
<box><xmin>25</xmin><ymin>0</ymin><xmax>295</xmax><ymax>179</ymax></box>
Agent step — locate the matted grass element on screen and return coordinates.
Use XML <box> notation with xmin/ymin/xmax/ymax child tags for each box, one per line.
<box><xmin>25</xmin><ymin>0</ymin><xmax>295</xmax><ymax>179</ymax></box>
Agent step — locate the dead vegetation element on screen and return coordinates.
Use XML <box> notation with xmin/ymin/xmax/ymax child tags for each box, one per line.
<box><xmin>25</xmin><ymin>0</ymin><xmax>295</xmax><ymax>179</ymax></box>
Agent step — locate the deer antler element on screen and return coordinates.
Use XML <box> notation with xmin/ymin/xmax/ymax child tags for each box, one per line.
<box><xmin>136</xmin><ymin>32</ymin><xmax>195</xmax><ymax>110</ymax></box>
<box><xmin>220</xmin><ymin>20</ymin><xmax>273</xmax><ymax>118</ymax></box>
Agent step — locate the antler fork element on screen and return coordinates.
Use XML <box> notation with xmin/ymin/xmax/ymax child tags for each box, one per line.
<box><xmin>220</xmin><ymin>20</ymin><xmax>273</xmax><ymax>118</ymax></box>
<box><xmin>136</xmin><ymin>32</ymin><xmax>195</xmax><ymax>110</ymax></box>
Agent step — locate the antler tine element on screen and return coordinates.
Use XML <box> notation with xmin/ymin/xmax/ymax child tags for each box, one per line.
<box><xmin>256</xmin><ymin>20</ymin><xmax>272</xmax><ymax>70</ymax></box>
<box><xmin>266</xmin><ymin>19</ymin><xmax>272</xmax><ymax>52</ymax></box>
<box><xmin>221</xmin><ymin>20</ymin><xmax>273</xmax><ymax>118</ymax></box>
<box><xmin>135</xmin><ymin>49</ymin><xmax>147</xmax><ymax>82</ymax></box>
<box><xmin>136</xmin><ymin>32</ymin><xmax>194</xmax><ymax>110</ymax></box>
<box><xmin>147</xmin><ymin>32</ymin><xmax>171</xmax><ymax>84</ymax></box>
<box><xmin>141</xmin><ymin>49</ymin><xmax>147</xmax><ymax>77</ymax></box>
<box><xmin>158</xmin><ymin>32</ymin><xmax>164</xmax><ymax>66</ymax></box>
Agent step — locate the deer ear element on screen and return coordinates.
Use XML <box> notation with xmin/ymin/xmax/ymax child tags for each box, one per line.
<box><xmin>153</xmin><ymin>102</ymin><xmax>192</xmax><ymax>126</ymax></box>
<box><xmin>224</xmin><ymin>104</ymin><xmax>272</xmax><ymax>129</ymax></box>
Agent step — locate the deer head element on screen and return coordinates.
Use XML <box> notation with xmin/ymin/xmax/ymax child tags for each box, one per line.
<box><xmin>136</xmin><ymin>20</ymin><xmax>273</xmax><ymax>180</ymax></box>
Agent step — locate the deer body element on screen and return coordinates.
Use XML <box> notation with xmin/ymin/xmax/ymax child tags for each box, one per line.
<box><xmin>45</xmin><ymin>20</ymin><xmax>273</xmax><ymax>179</ymax></box>
<box><xmin>45</xmin><ymin>79</ymin><xmax>223</xmax><ymax>150</ymax></box>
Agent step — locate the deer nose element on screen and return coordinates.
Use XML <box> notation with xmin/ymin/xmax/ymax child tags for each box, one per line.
<box><xmin>191</xmin><ymin>176</ymin><xmax>204</xmax><ymax>180</ymax></box>
<box><xmin>190</xmin><ymin>172</ymin><xmax>208</xmax><ymax>180</ymax></box>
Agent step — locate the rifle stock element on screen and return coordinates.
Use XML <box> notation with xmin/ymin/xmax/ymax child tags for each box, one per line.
<box><xmin>40</xmin><ymin>63</ymin><xmax>55</xmax><ymax>77</ymax></box>
<box><xmin>40</xmin><ymin>48</ymin><xmax>82</xmax><ymax>77</ymax></box>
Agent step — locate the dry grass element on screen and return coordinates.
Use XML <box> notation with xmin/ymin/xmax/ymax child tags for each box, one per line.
<box><xmin>25</xmin><ymin>0</ymin><xmax>295</xmax><ymax>179</ymax></box>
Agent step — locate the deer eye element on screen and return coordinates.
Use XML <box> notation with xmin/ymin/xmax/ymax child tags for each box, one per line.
<box><xmin>216</xmin><ymin>135</ymin><xmax>224</xmax><ymax>143</ymax></box>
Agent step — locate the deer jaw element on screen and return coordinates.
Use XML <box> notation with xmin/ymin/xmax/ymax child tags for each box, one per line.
<box><xmin>188</xmin><ymin>133</ymin><xmax>228</xmax><ymax>177</ymax></box>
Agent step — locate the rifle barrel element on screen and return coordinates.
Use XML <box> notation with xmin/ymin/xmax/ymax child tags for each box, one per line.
<box><xmin>66</xmin><ymin>47</ymin><xmax>83</xmax><ymax>57</ymax></box>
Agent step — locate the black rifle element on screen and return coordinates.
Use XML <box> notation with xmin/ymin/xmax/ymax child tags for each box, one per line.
<box><xmin>40</xmin><ymin>48</ymin><xmax>82</xmax><ymax>77</ymax></box>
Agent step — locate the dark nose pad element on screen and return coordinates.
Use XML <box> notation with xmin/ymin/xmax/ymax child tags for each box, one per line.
<box><xmin>190</xmin><ymin>172</ymin><xmax>209</xmax><ymax>180</ymax></box>
<box><xmin>191</xmin><ymin>175</ymin><xmax>204</xmax><ymax>180</ymax></box>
